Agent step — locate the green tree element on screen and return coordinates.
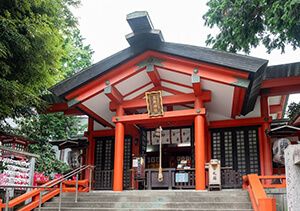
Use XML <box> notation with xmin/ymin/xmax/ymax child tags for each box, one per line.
<box><xmin>203</xmin><ymin>0</ymin><xmax>300</xmax><ymax>53</ymax></box>
<box><xmin>16</xmin><ymin>113</ymin><xmax>87</xmax><ymax>175</ymax></box>
<box><xmin>287</xmin><ymin>102</ymin><xmax>300</xmax><ymax>121</ymax></box>
<box><xmin>0</xmin><ymin>0</ymin><xmax>93</xmax><ymax>175</ymax></box>
<box><xmin>0</xmin><ymin>0</ymin><xmax>92</xmax><ymax>122</ymax></box>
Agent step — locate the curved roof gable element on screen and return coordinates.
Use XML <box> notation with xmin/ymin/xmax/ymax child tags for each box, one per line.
<box><xmin>50</xmin><ymin>11</ymin><xmax>268</xmax><ymax>115</ymax></box>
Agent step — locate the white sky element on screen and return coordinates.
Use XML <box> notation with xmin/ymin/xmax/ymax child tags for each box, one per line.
<box><xmin>72</xmin><ymin>0</ymin><xmax>299</xmax><ymax>104</ymax></box>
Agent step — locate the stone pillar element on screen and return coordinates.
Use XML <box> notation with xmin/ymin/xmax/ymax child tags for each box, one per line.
<box><xmin>285</xmin><ymin>144</ymin><xmax>300</xmax><ymax>211</ymax></box>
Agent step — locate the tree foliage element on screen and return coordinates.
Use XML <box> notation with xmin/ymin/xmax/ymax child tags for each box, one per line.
<box><xmin>16</xmin><ymin>113</ymin><xmax>87</xmax><ymax>175</ymax></box>
<box><xmin>287</xmin><ymin>102</ymin><xmax>300</xmax><ymax>121</ymax></box>
<box><xmin>203</xmin><ymin>0</ymin><xmax>300</xmax><ymax>53</ymax></box>
<box><xmin>0</xmin><ymin>0</ymin><xmax>92</xmax><ymax>121</ymax></box>
<box><xmin>0</xmin><ymin>0</ymin><xmax>93</xmax><ymax>175</ymax></box>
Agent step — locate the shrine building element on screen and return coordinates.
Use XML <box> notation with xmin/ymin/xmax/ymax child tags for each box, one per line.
<box><xmin>48</xmin><ymin>11</ymin><xmax>300</xmax><ymax>191</ymax></box>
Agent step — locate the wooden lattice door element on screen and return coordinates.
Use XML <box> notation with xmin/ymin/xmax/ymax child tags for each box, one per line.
<box><xmin>94</xmin><ymin>136</ymin><xmax>132</xmax><ymax>190</ymax></box>
<box><xmin>211</xmin><ymin>127</ymin><xmax>260</xmax><ymax>188</ymax></box>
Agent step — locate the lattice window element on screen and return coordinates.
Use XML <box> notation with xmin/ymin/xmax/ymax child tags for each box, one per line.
<box><xmin>104</xmin><ymin>139</ymin><xmax>113</xmax><ymax>170</ymax></box>
<box><xmin>210</xmin><ymin>127</ymin><xmax>260</xmax><ymax>188</ymax></box>
<box><xmin>248</xmin><ymin>130</ymin><xmax>259</xmax><ymax>174</ymax></box>
<box><xmin>236</xmin><ymin>130</ymin><xmax>247</xmax><ymax>178</ymax></box>
<box><xmin>212</xmin><ymin>132</ymin><xmax>221</xmax><ymax>160</ymax></box>
<box><xmin>123</xmin><ymin>137</ymin><xmax>132</xmax><ymax>189</ymax></box>
<box><xmin>224</xmin><ymin>131</ymin><xmax>233</xmax><ymax>167</ymax></box>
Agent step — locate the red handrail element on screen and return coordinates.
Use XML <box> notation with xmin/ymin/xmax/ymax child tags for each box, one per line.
<box><xmin>243</xmin><ymin>174</ymin><xmax>286</xmax><ymax>211</ymax></box>
<box><xmin>0</xmin><ymin>165</ymin><xmax>93</xmax><ymax>210</ymax></box>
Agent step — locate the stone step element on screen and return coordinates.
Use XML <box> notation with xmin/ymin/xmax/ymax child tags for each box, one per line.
<box><xmin>51</xmin><ymin>195</ymin><xmax>250</xmax><ymax>203</ymax></box>
<box><xmin>36</xmin><ymin>208</ymin><xmax>253</xmax><ymax>211</ymax></box>
<box><xmin>42</xmin><ymin>202</ymin><xmax>252</xmax><ymax>209</ymax></box>
<box><xmin>61</xmin><ymin>190</ymin><xmax>249</xmax><ymax>197</ymax></box>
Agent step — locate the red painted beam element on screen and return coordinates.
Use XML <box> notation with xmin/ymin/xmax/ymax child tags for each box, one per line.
<box><xmin>161</xmin><ymin>86</ymin><xmax>186</xmax><ymax>95</ymax></box>
<box><xmin>112</xmin><ymin>108</ymin><xmax>205</xmax><ymax>124</ymax></box>
<box><xmin>148</xmin><ymin>52</ymin><xmax>250</xmax><ymax>88</ymax></box>
<box><xmin>138</xmin><ymin>119</ymin><xmax>193</xmax><ymax>129</ymax></box>
<box><xmin>64</xmin><ymin>108</ymin><xmax>84</xmax><ymax>116</ymax></box>
<box><xmin>149</xmin><ymin>51</ymin><xmax>249</xmax><ymax>79</ymax></box>
<box><xmin>270</xmin><ymin>105</ymin><xmax>282</xmax><ymax>113</ymax></box>
<box><xmin>161</xmin><ymin>79</ymin><xmax>193</xmax><ymax>89</ymax></box>
<box><xmin>209</xmin><ymin>117</ymin><xmax>270</xmax><ymax>129</ymax></box>
<box><xmin>192</xmin><ymin>74</ymin><xmax>201</xmax><ymax>96</ymax></box>
<box><xmin>104</xmin><ymin>85</ymin><xmax>123</xmax><ymax>104</ymax></box>
<box><xmin>260</xmin><ymin>96</ymin><xmax>269</xmax><ymax>118</ymax></box>
<box><xmin>261</xmin><ymin>84</ymin><xmax>300</xmax><ymax>96</ymax></box>
<box><xmin>137</xmin><ymin>120</ymin><xmax>193</xmax><ymax>129</ymax></box>
<box><xmin>64</xmin><ymin>50</ymin><xmax>251</xmax><ymax>108</ymax></box>
<box><xmin>131</xmin><ymin>86</ymin><xmax>161</xmax><ymax>100</ymax></box>
<box><xmin>123</xmin><ymin>82</ymin><xmax>152</xmax><ymax>99</ymax></box>
<box><xmin>231</xmin><ymin>87</ymin><xmax>246</xmax><ymax>118</ymax></box>
<box><xmin>261</xmin><ymin>76</ymin><xmax>300</xmax><ymax>88</ymax></box>
<box><xmin>159</xmin><ymin>62</ymin><xmax>250</xmax><ymax>88</ymax></box>
<box><xmin>65</xmin><ymin>51</ymin><xmax>152</xmax><ymax>104</ymax></box>
<box><xmin>277</xmin><ymin>95</ymin><xmax>287</xmax><ymax>119</ymax></box>
<box><xmin>77</xmin><ymin>104</ymin><xmax>114</xmax><ymax>128</ymax></box>
<box><xmin>92</xmin><ymin>129</ymin><xmax>115</xmax><ymax>137</ymax></box>
<box><xmin>47</xmin><ymin>103</ymin><xmax>68</xmax><ymax>113</ymax></box>
<box><xmin>147</xmin><ymin>65</ymin><xmax>161</xmax><ymax>86</ymax></box>
<box><xmin>110</xmin><ymin>92</ymin><xmax>211</xmax><ymax>111</ymax></box>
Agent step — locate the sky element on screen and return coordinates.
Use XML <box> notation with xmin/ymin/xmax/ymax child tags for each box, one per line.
<box><xmin>71</xmin><ymin>0</ymin><xmax>299</xmax><ymax>104</ymax></box>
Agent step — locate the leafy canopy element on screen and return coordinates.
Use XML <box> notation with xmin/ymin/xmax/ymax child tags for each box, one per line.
<box><xmin>0</xmin><ymin>0</ymin><xmax>92</xmax><ymax>122</ymax></box>
<box><xmin>16</xmin><ymin>113</ymin><xmax>87</xmax><ymax>175</ymax></box>
<box><xmin>287</xmin><ymin>102</ymin><xmax>300</xmax><ymax>120</ymax></box>
<box><xmin>0</xmin><ymin>0</ymin><xmax>93</xmax><ymax>175</ymax></box>
<box><xmin>203</xmin><ymin>0</ymin><xmax>300</xmax><ymax>53</ymax></box>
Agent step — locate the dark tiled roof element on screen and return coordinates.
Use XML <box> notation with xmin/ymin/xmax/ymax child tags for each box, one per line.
<box><xmin>265</xmin><ymin>62</ymin><xmax>300</xmax><ymax>79</ymax></box>
<box><xmin>50</xmin><ymin>42</ymin><xmax>268</xmax><ymax>98</ymax></box>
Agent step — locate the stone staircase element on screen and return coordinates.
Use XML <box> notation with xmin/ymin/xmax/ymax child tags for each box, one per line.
<box><xmin>36</xmin><ymin>190</ymin><xmax>253</xmax><ymax>211</ymax></box>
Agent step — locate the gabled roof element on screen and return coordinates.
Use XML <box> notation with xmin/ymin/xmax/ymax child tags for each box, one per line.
<box><xmin>50</xmin><ymin>11</ymin><xmax>269</xmax><ymax>115</ymax></box>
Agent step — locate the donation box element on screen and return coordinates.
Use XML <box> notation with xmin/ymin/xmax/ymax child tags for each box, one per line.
<box><xmin>208</xmin><ymin>159</ymin><xmax>221</xmax><ymax>190</ymax></box>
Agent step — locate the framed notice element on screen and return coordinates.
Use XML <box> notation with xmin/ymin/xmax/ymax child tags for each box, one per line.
<box><xmin>161</xmin><ymin>130</ymin><xmax>171</xmax><ymax>144</ymax></box>
<box><xmin>181</xmin><ymin>128</ymin><xmax>191</xmax><ymax>143</ymax></box>
<box><xmin>151</xmin><ymin>131</ymin><xmax>160</xmax><ymax>145</ymax></box>
<box><xmin>171</xmin><ymin>129</ymin><xmax>181</xmax><ymax>144</ymax></box>
<box><xmin>145</xmin><ymin>91</ymin><xmax>164</xmax><ymax>117</ymax></box>
<box><xmin>175</xmin><ymin>173</ymin><xmax>189</xmax><ymax>183</ymax></box>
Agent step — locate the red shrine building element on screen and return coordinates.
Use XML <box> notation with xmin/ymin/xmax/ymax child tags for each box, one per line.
<box><xmin>48</xmin><ymin>11</ymin><xmax>300</xmax><ymax>192</ymax></box>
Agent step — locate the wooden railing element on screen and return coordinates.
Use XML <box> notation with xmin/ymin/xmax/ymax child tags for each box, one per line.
<box><xmin>0</xmin><ymin>165</ymin><xmax>94</xmax><ymax>211</ymax></box>
<box><xmin>243</xmin><ymin>174</ymin><xmax>286</xmax><ymax>211</ymax></box>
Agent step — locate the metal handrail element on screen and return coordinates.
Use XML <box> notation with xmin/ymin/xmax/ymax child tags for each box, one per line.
<box><xmin>0</xmin><ymin>165</ymin><xmax>94</xmax><ymax>211</ymax></box>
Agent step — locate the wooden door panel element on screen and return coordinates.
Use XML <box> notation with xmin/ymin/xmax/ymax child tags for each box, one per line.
<box><xmin>94</xmin><ymin>136</ymin><xmax>132</xmax><ymax>190</ymax></box>
<box><xmin>211</xmin><ymin>127</ymin><xmax>260</xmax><ymax>188</ymax></box>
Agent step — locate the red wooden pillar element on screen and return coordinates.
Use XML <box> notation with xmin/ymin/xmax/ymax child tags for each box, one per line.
<box><xmin>113</xmin><ymin>106</ymin><xmax>125</xmax><ymax>191</ymax></box>
<box><xmin>194</xmin><ymin>98</ymin><xmax>206</xmax><ymax>190</ymax></box>
<box><xmin>260</xmin><ymin>96</ymin><xmax>273</xmax><ymax>176</ymax></box>
<box><xmin>85</xmin><ymin>117</ymin><xmax>94</xmax><ymax>180</ymax></box>
<box><xmin>205</xmin><ymin>120</ymin><xmax>211</xmax><ymax>162</ymax></box>
<box><xmin>262</xmin><ymin>122</ymin><xmax>272</xmax><ymax>176</ymax></box>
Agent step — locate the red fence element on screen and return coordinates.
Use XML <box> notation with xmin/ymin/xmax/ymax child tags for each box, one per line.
<box><xmin>243</xmin><ymin>174</ymin><xmax>286</xmax><ymax>211</ymax></box>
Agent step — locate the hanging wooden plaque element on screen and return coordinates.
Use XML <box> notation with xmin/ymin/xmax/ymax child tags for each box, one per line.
<box><xmin>145</xmin><ymin>91</ymin><xmax>164</xmax><ymax>117</ymax></box>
